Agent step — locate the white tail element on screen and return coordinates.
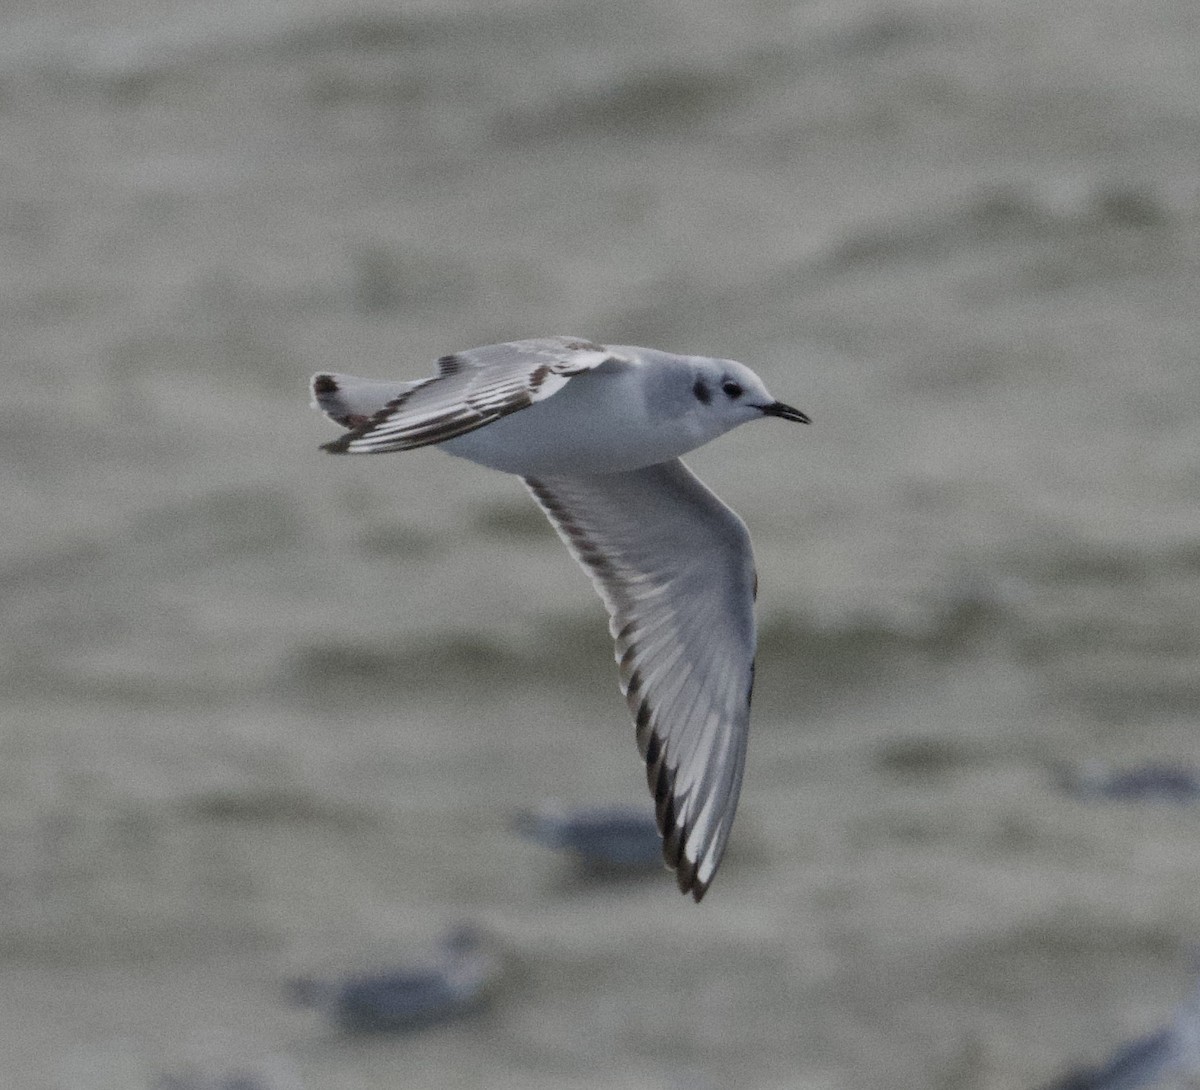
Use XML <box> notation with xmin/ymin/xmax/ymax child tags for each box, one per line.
<box><xmin>310</xmin><ymin>373</ymin><xmax>423</xmax><ymax>430</ymax></box>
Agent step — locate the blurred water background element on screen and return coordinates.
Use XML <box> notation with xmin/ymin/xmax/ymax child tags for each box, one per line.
<box><xmin>4</xmin><ymin>0</ymin><xmax>1200</xmax><ymax>1086</ymax></box>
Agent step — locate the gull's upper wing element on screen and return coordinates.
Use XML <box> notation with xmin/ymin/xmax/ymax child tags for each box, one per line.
<box><xmin>524</xmin><ymin>460</ymin><xmax>757</xmax><ymax>902</ymax></box>
<box><xmin>317</xmin><ymin>337</ymin><xmax>617</xmax><ymax>454</ymax></box>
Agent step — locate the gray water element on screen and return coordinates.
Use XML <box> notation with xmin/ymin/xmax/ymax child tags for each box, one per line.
<box><xmin>4</xmin><ymin>0</ymin><xmax>1200</xmax><ymax>1086</ymax></box>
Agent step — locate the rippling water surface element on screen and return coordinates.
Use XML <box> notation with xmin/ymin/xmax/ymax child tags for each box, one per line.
<box><xmin>4</xmin><ymin>1</ymin><xmax>1200</xmax><ymax>1086</ymax></box>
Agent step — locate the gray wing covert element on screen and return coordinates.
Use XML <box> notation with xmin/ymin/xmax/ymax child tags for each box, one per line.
<box><xmin>524</xmin><ymin>459</ymin><xmax>758</xmax><ymax>901</ymax></box>
<box><xmin>318</xmin><ymin>337</ymin><xmax>615</xmax><ymax>454</ymax></box>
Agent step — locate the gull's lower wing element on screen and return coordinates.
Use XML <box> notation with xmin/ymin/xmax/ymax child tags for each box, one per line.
<box><xmin>524</xmin><ymin>460</ymin><xmax>757</xmax><ymax>901</ymax></box>
<box><xmin>316</xmin><ymin>336</ymin><xmax>618</xmax><ymax>454</ymax></box>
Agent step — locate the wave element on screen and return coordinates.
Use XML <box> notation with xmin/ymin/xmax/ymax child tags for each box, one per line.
<box><xmin>14</xmin><ymin>0</ymin><xmax>958</xmax><ymax>139</ymax></box>
<box><xmin>283</xmin><ymin>610</ymin><xmax>611</xmax><ymax>693</ymax></box>
<box><xmin>820</xmin><ymin>182</ymin><xmax>1173</xmax><ymax>274</ymax></box>
<box><xmin>1007</xmin><ymin>539</ymin><xmax>1200</xmax><ymax>585</ymax></box>
<box><xmin>177</xmin><ymin>786</ymin><xmax>376</xmax><ymax>829</ymax></box>
<box><xmin>284</xmin><ymin>592</ymin><xmax>1009</xmax><ymax>703</ymax></box>
<box><xmin>284</xmin><ymin>631</ymin><xmax>540</xmax><ymax>697</ymax></box>
<box><xmin>492</xmin><ymin>61</ymin><xmax>756</xmax><ymax>142</ymax></box>
<box><xmin>132</xmin><ymin>486</ymin><xmax>305</xmax><ymax>563</ymax></box>
<box><xmin>758</xmin><ymin>589</ymin><xmax>1013</xmax><ymax>666</ymax></box>
<box><xmin>610</xmin><ymin>173</ymin><xmax>1181</xmax><ymax>348</ymax></box>
<box><xmin>0</xmin><ymin>486</ymin><xmax>303</xmax><ymax>590</ymax></box>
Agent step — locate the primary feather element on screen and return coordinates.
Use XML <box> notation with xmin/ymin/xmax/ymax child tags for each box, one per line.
<box><xmin>524</xmin><ymin>462</ymin><xmax>756</xmax><ymax>901</ymax></box>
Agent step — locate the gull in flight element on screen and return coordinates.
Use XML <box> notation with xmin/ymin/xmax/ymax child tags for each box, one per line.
<box><xmin>311</xmin><ymin>336</ymin><xmax>809</xmax><ymax>900</ymax></box>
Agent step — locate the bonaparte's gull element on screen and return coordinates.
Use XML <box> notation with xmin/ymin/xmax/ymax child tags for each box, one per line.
<box><xmin>154</xmin><ymin>1058</ymin><xmax>303</xmax><ymax>1090</ymax></box>
<box><xmin>514</xmin><ymin>802</ymin><xmax>664</xmax><ymax>869</ymax></box>
<box><xmin>311</xmin><ymin>336</ymin><xmax>809</xmax><ymax>901</ymax></box>
<box><xmin>1039</xmin><ymin>974</ymin><xmax>1200</xmax><ymax>1089</ymax></box>
<box><xmin>1053</xmin><ymin>761</ymin><xmax>1200</xmax><ymax>804</ymax></box>
<box><xmin>285</xmin><ymin>926</ymin><xmax>497</xmax><ymax>1033</ymax></box>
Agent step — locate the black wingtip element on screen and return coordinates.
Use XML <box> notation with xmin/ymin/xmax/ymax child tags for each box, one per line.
<box><xmin>674</xmin><ymin>854</ymin><xmax>705</xmax><ymax>902</ymax></box>
<box><xmin>320</xmin><ymin>434</ymin><xmax>353</xmax><ymax>454</ymax></box>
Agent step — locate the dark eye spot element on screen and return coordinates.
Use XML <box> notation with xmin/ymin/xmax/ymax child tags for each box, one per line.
<box><xmin>692</xmin><ymin>380</ymin><xmax>711</xmax><ymax>405</ymax></box>
<box><xmin>722</xmin><ymin>381</ymin><xmax>744</xmax><ymax>398</ymax></box>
